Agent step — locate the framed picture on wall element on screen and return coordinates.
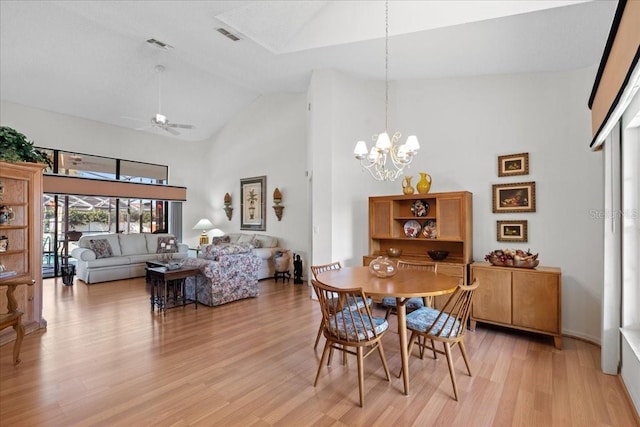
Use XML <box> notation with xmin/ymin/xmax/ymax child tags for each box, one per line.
<box><xmin>241</xmin><ymin>176</ymin><xmax>266</xmax><ymax>231</ymax></box>
<box><xmin>497</xmin><ymin>220</ymin><xmax>528</xmax><ymax>242</ymax></box>
<box><xmin>498</xmin><ymin>152</ymin><xmax>529</xmax><ymax>177</ymax></box>
<box><xmin>492</xmin><ymin>181</ymin><xmax>536</xmax><ymax>213</ymax></box>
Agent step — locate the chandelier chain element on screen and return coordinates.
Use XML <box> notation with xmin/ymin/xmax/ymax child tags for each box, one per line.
<box><xmin>384</xmin><ymin>0</ymin><xmax>389</xmax><ymax>132</ymax></box>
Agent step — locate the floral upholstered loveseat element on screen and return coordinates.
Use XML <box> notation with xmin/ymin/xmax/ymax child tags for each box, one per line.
<box><xmin>181</xmin><ymin>242</ymin><xmax>261</xmax><ymax>307</ymax></box>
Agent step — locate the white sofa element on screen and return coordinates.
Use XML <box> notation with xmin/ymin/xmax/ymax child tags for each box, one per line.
<box><xmin>209</xmin><ymin>233</ymin><xmax>282</xmax><ymax>280</ymax></box>
<box><xmin>71</xmin><ymin>233</ymin><xmax>188</xmax><ymax>284</ymax></box>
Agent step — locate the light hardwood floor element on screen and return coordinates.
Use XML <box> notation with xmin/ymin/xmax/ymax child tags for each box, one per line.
<box><xmin>1</xmin><ymin>277</ymin><xmax>638</xmax><ymax>426</ymax></box>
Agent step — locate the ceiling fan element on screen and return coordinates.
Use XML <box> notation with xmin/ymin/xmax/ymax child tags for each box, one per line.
<box><xmin>124</xmin><ymin>65</ymin><xmax>195</xmax><ymax>136</ymax></box>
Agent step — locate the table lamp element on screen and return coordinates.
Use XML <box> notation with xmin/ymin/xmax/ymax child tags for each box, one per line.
<box><xmin>193</xmin><ymin>218</ymin><xmax>214</xmax><ymax>246</ymax></box>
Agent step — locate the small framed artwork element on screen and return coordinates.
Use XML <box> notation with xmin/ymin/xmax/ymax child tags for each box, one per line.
<box><xmin>492</xmin><ymin>181</ymin><xmax>536</xmax><ymax>213</ymax></box>
<box><xmin>498</xmin><ymin>152</ymin><xmax>529</xmax><ymax>177</ymax></box>
<box><xmin>497</xmin><ymin>220</ymin><xmax>528</xmax><ymax>242</ymax></box>
<box><xmin>241</xmin><ymin>176</ymin><xmax>266</xmax><ymax>231</ymax></box>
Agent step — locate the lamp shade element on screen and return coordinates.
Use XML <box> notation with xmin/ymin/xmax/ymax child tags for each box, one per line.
<box><xmin>192</xmin><ymin>218</ymin><xmax>214</xmax><ymax>230</ymax></box>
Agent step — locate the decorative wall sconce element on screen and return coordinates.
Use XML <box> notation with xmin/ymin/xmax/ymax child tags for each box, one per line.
<box><xmin>272</xmin><ymin>187</ymin><xmax>284</xmax><ymax>221</ymax></box>
<box><xmin>223</xmin><ymin>192</ymin><xmax>233</xmax><ymax>221</ymax></box>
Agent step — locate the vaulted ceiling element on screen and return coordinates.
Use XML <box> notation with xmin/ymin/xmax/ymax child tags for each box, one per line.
<box><xmin>0</xmin><ymin>1</ymin><xmax>617</xmax><ymax>141</ymax></box>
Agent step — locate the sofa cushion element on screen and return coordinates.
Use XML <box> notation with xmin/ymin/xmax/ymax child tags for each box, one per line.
<box><xmin>253</xmin><ymin>234</ymin><xmax>278</xmax><ymax>248</ymax></box>
<box><xmin>226</xmin><ymin>233</ymin><xmax>242</xmax><ymax>243</ymax></box>
<box><xmin>211</xmin><ymin>235</ymin><xmax>231</xmax><ymax>245</ymax></box>
<box><xmin>119</xmin><ymin>234</ymin><xmax>148</xmax><ymax>256</ymax></box>
<box><xmin>89</xmin><ymin>239</ymin><xmax>114</xmax><ymax>259</ymax></box>
<box><xmin>84</xmin><ymin>256</ymin><xmax>128</xmax><ymax>268</ymax></box>
<box><xmin>237</xmin><ymin>234</ymin><xmax>255</xmax><ymax>244</ymax></box>
<box><xmin>156</xmin><ymin>236</ymin><xmax>177</xmax><ymax>253</ymax></box>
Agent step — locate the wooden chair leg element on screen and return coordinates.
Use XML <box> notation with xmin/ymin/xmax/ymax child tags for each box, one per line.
<box><xmin>12</xmin><ymin>318</ymin><xmax>24</xmax><ymax>365</ymax></box>
<box><xmin>443</xmin><ymin>342</ymin><xmax>459</xmax><ymax>401</ymax></box>
<box><xmin>356</xmin><ymin>346</ymin><xmax>364</xmax><ymax>407</ymax></box>
<box><xmin>313</xmin><ymin>322</ymin><xmax>323</xmax><ymax>349</ymax></box>
<box><xmin>376</xmin><ymin>342</ymin><xmax>391</xmax><ymax>381</ymax></box>
<box><xmin>384</xmin><ymin>307</ymin><xmax>392</xmax><ymax>320</ymax></box>
<box><xmin>458</xmin><ymin>340</ymin><xmax>472</xmax><ymax>376</ymax></box>
<box><xmin>314</xmin><ymin>341</ymin><xmax>331</xmax><ymax>386</ymax></box>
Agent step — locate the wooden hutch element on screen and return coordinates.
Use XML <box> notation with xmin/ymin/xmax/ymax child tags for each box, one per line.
<box><xmin>363</xmin><ymin>191</ymin><xmax>473</xmax><ymax>288</ymax></box>
<box><xmin>0</xmin><ymin>161</ymin><xmax>45</xmax><ymax>355</ymax></box>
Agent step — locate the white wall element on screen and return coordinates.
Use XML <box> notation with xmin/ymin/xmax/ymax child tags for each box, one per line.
<box><xmin>308</xmin><ymin>66</ymin><xmax>604</xmax><ymax>342</ymax></box>
<box><xmin>200</xmin><ymin>93</ymin><xmax>309</xmax><ymax>269</ymax></box>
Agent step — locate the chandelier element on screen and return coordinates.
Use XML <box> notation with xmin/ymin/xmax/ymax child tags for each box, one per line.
<box><xmin>353</xmin><ymin>0</ymin><xmax>419</xmax><ymax>181</ymax></box>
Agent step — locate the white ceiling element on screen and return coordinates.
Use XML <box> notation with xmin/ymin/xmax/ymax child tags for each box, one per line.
<box><xmin>0</xmin><ymin>1</ymin><xmax>617</xmax><ymax>142</ymax></box>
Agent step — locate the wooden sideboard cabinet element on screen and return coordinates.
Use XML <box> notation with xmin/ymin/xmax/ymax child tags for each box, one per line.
<box><xmin>0</xmin><ymin>161</ymin><xmax>45</xmax><ymax>349</ymax></box>
<box><xmin>470</xmin><ymin>262</ymin><xmax>562</xmax><ymax>349</ymax></box>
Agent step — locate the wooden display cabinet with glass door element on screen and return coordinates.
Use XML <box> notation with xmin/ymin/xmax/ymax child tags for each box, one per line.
<box><xmin>0</xmin><ymin>161</ymin><xmax>46</xmax><ymax>348</ymax></box>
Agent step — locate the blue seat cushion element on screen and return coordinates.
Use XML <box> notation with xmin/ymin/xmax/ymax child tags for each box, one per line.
<box><xmin>328</xmin><ymin>313</ymin><xmax>388</xmax><ymax>340</ymax></box>
<box><xmin>381</xmin><ymin>296</ymin><xmax>424</xmax><ymax>310</ymax></box>
<box><xmin>406</xmin><ymin>306</ymin><xmax>461</xmax><ymax>337</ymax></box>
<box><xmin>328</xmin><ymin>296</ymin><xmax>372</xmax><ymax>312</ymax></box>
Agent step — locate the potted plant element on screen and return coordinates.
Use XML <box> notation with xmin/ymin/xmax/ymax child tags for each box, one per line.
<box><xmin>0</xmin><ymin>126</ymin><xmax>51</xmax><ymax>166</ymax></box>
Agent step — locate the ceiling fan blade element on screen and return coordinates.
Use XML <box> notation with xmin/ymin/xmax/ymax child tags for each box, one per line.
<box><xmin>164</xmin><ymin>127</ymin><xmax>180</xmax><ymax>136</ymax></box>
<box><xmin>168</xmin><ymin>123</ymin><xmax>194</xmax><ymax>129</ymax></box>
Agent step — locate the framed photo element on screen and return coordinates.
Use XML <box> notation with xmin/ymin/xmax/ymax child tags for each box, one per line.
<box><xmin>497</xmin><ymin>220</ymin><xmax>528</xmax><ymax>242</ymax></box>
<box><xmin>492</xmin><ymin>181</ymin><xmax>536</xmax><ymax>213</ymax></box>
<box><xmin>241</xmin><ymin>176</ymin><xmax>266</xmax><ymax>231</ymax></box>
<box><xmin>498</xmin><ymin>152</ymin><xmax>529</xmax><ymax>177</ymax></box>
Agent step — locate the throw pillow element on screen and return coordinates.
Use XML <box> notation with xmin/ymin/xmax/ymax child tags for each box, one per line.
<box><xmin>157</xmin><ymin>236</ymin><xmax>177</xmax><ymax>253</ymax></box>
<box><xmin>251</xmin><ymin>238</ymin><xmax>263</xmax><ymax>248</ymax></box>
<box><xmin>90</xmin><ymin>239</ymin><xmax>113</xmax><ymax>259</ymax></box>
<box><xmin>211</xmin><ymin>235</ymin><xmax>231</xmax><ymax>245</ymax></box>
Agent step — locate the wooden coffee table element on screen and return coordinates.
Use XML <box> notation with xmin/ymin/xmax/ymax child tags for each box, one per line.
<box><xmin>146</xmin><ymin>265</ymin><xmax>200</xmax><ymax>313</ymax></box>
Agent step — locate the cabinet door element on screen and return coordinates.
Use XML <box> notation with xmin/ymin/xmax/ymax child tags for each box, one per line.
<box><xmin>472</xmin><ymin>267</ymin><xmax>512</xmax><ymax>324</ymax></box>
<box><xmin>437</xmin><ymin>196</ymin><xmax>462</xmax><ymax>240</ymax></box>
<box><xmin>370</xmin><ymin>200</ymin><xmax>391</xmax><ymax>237</ymax></box>
<box><xmin>512</xmin><ymin>271</ymin><xmax>559</xmax><ymax>333</ymax></box>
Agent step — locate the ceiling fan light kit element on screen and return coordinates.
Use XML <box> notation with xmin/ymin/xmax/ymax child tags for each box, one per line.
<box><xmin>124</xmin><ymin>64</ymin><xmax>195</xmax><ymax>136</ymax></box>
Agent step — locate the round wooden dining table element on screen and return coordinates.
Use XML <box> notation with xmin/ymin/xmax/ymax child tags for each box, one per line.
<box><xmin>316</xmin><ymin>266</ymin><xmax>460</xmax><ymax>396</ymax></box>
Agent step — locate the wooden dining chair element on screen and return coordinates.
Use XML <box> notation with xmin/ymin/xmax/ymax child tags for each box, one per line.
<box><xmin>311</xmin><ymin>279</ymin><xmax>391</xmax><ymax>407</ymax></box>
<box><xmin>381</xmin><ymin>260</ymin><xmax>437</xmax><ymax>320</ymax></box>
<box><xmin>310</xmin><ymin>262</ymin><xmax>343</xmax><ymax>349</ymax></box>
<box><xmin>404</xmin><ymin>278</ymin><xmax>480</xmax><ymax>401</ymax></box>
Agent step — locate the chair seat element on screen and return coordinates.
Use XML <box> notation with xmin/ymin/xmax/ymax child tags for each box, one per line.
<box><xmin>329</xmin><ymin>313</ymin><xmax>388</xmax><ymax>340</ymax></box>
<box><xmin>381</xmin><ymin>296</ymin><xmax>424</xmax><ymax>310</ymax></box>
<box><xmin>406</xmin><ymin>306</ymin><xmax>462</xmax><ymax>337</ymax></box>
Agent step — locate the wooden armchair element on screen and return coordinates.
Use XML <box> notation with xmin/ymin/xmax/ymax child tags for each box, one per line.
<box><xmin>405</xmin><ymin>278</ymin><xmax>480</xmax><ymax>400</ymax></box>
<box><xmin>311</xmin><ymin>279</ymin><xmax>391</xmax><ymax>407</ymax></box>
<box><xmin>0</xmin><ymin>280</ymin><xmax>34</xmax><ymax>365</ymax></box>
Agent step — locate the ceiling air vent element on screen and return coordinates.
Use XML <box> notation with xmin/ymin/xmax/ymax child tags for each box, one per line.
<box><xmin>216</xmin><ymin>28</ymin><xmax>240</xmax><ymax>42</ymax></box>
<box><xmin>146</xmin><ymin>38</ymin><xmax>174</xmax><ymax>49</ymax></box>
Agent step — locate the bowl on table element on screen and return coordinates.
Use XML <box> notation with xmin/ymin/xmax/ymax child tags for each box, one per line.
<box><xmin>427</xmin><ymin>250</ymin><xmax>449</xmax><ymax>261</ymax></box>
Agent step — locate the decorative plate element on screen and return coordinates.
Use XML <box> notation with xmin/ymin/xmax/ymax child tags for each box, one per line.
<box><xmin>404</xmin><ymin>220</ymin><xmax>421</xmax><ymax>238</ymax></box>
<box><xmin>411</xmin><ymin>200</ymin><xmax>430</xmax><ymax>217</ymax></box>
<box><xmin>422</xmin><ymin>220</ymin><xmax>437</xmax><ymax>238</ymax></box>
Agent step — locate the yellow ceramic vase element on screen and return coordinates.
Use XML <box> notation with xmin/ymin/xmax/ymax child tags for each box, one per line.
<box><xmin>402</xmin><ymin>176</ymin><xmax>414</xmax><ymax>195</ymax></box>
<box><xmin>416</xmin><ymin>172</ymin><xmax>432</xmax><ymax>194</ymax></box>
